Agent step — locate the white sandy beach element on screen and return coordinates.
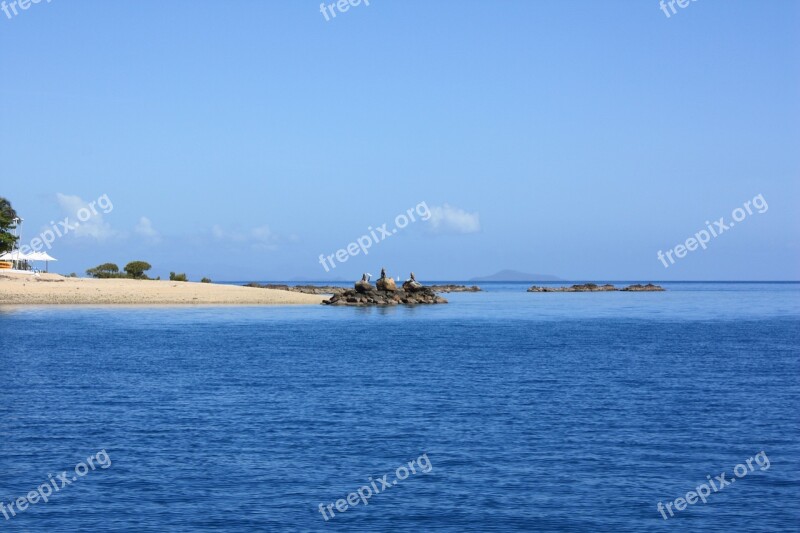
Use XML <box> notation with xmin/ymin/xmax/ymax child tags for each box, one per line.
<box><xmin>0</xmin><ymin>272</ymin><xmax>324</xmax><ymax>305</ymax></box>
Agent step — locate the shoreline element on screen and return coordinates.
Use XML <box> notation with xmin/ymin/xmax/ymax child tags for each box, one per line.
<box><xmin>0</xmin><ymin>272</ymin><xmax>324</xmax><ymax>306</ymax></box>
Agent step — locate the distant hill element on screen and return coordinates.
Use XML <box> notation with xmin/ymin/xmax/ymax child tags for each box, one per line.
<box><xmin>469</xmin><ymin>270</ymin><xmax>563</xmax><ymax>282</ymax></box>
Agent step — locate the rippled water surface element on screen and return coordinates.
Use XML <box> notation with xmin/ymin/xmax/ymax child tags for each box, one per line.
<box><xmin>1</xmin><ymin>282</ymin><xmax>798</xmax><ymax>531</ymax></box>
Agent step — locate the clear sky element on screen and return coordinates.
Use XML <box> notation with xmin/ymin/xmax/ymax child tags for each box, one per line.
<box><xmin>1</xmin><ymin>0</ymin><xmax>798</xmax><ymax>281</ymax></box>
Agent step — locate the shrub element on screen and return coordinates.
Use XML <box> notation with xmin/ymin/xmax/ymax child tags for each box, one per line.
<box><xmin>200</xmin><ymin>277</ymin><xmax>211</xmax><ymax>283</ymax></box>
<box><xmin>124</xmin><ymin>261</ymin><xmax>152</xmax><ymax>279</ymax></box>
<box><xmin>86</xmin><ymin>263</ymin><xmax>120</xmax><ymax>278</ymax></box>
<box><xmin>169</xmin><ymin>272</ymin><xmax>188</xmax><ymax>282</ymax></box>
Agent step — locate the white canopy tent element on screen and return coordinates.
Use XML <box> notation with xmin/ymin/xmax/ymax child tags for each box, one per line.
<box><xmin>0</xmin><ymin>250</ymin><xmax>29</xmax><ymax>261</ymax></box>
<box><xmin>27</xmin><ymin>251</ymin><xmax>57</xmax><ymax>261</ymax></box>
<box><xmin>28</xmin><ymin>251</ymin><xmax>58</xmax><ymax>272</ymax></box>
<box><xmin>0</xmin><ymin>250</ymin><xmax>58</xmax><ymax>272</ymax></box>
<box><xmin>0</xmin><ymin>250</ymin><xmax>31</xmax><ymax>273</ymax></box>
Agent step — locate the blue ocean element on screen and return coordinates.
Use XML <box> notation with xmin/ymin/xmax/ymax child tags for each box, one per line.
<box><xmin>1</xmin><ymin>282</ymin><xmax>799</xmax><ymax>532</ymax></box>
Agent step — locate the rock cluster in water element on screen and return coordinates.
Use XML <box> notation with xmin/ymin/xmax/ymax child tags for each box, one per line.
<box><xmin>428</xmin><ymin>284</ymin><xmax>482</xmax><ymax>293</ymax></box>
<box><xmin>619</xmin><ymin>283</ymin><xmax>665</xmax><ymax>292</ymax></box>
<box><xmin>323</xmin><ymin>270</ymin><xmax>448</xmax><ymax>306</ymax></box>
<box><xmin>245</xmin><ymin>283</ymin><xmax>345</xmax><ymax>295</ymax></box>
<box><xmin>527</xmin><ymin>283</ymin><xmax>664</xmax><ymax>292</ymax></box>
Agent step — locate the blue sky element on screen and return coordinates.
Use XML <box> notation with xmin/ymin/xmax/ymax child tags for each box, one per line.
<box><xmin>1</xmin><ymin>0</ymin><xmax>798</xmax><ymax>281</ymax></box>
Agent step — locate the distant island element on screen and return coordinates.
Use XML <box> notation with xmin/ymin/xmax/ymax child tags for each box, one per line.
<box><xmin>470</xmin><ymin>270</ymin><xmax>563</xmax><ymax>282</ymax></box>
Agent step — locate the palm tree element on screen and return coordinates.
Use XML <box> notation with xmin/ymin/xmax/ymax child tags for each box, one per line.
<box><xmin>0</xmin><ymin>196</ymin><xmax>19</xmax><ymax>253</ymax></box>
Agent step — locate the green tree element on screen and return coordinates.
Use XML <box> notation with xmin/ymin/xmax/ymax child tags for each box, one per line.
<box><xmin>124</xmin><ymin>261</ymin><xmax>152</xmax><ymax>279</ymax></box>
<box><xmin>86</xmin><ymin>263</ymin><xmax>120</xmax><ymax>278</ymax></box>
<box><xmin>0</xmin><ymin>197</ymin><xmax>19</xmax><ymax>253</ymax></box>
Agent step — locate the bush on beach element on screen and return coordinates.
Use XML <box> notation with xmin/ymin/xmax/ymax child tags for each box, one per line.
<box><xmin>169</xmin><ymin>272</ymin><xmax>188</xmax><ymax>282</ymax></box>
<box><xmin>85</xmin><ymin>261</ymin><xmax>153</xmax><ymax>279</ymax></box>
<box><xmin>85</xmin><ymin>263</ymin><xmax>121</xmax><ymax>278</ymax></box>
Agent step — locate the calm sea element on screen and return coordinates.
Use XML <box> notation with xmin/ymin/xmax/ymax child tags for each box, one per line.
<box><xmin>1</xmin><ymin>282</ymin><xmax>798</xmax><ymax>532</ymax></box>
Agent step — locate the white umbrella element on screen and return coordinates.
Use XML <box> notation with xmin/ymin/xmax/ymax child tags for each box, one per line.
<box><xmin>27</xmin><ymin>251</ymin><xmax>58</xmax><ymax>272</ymax></box>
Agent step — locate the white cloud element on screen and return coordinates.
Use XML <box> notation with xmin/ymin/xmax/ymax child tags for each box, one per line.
<box><xmin>250</xmin><ymin>226</ymin><xmax>274</xmax><ymax>242</ymax></box>
<box><xmin>212</xmin><ymin>224</ymin><xmax>280</xmax><ymax>250</ymax></box>
<box><xmin>427</xmin><ymin>203</ymin><xmax>481</xmax><ymax>234</ymax></box>
<box><xmin>56</xmin><ymin>193</ymin><xmax>116</xmax><ymax>240</ymax></box>
<box><xmin>211</xmin><ymin>225</ymin><xmax>245</xmax><ymax>243</ymax></box>
<box><xmin>249</xmin><ymin>226</ymin><xmax>279</xmax><ymax>250</ymax></box>
<box><xmin>134</xmin><ymin>216</ymin><xmax>161</xmax><ymax>243</ymax></box>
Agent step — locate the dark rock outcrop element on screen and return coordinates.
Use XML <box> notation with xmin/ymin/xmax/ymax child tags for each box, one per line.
<box><xmin>402</xmin><ymin>272</ymin><xmax>423</xmax><ymax>292</ymax></box>
<box><xmin>429</xmin><ymin>284</ymin><xmax>482</xmax><ymax>293</ymax></box>
<box><xmin>355</xmin><ymin>273</ymin><xmax>374</xmax><ymax>293</ymax></box>
<box><xmin>528</xmin><ymin>283</ymin><xmax>618</xmax><ymax>292</ymax></box>
<box><xmin>620</xmin><ymin>283</ymin><xmax>665</xmax><ymax>292</ymax></box>
<box><xmin>355</xmin><ymin>281</ymin><xmax>373</xmax><ymax>293</ymax></box>
<box><xmin>323</xmin><ymin>286</ymin><xmax>447</xmax><ymax>306</ymax></box>
<box><xmin>528</xmin><ymin>283</ymin><xmax>665</xmax><ymax>292</ymax></box>
<box><xmin>245</xmin><ymin>283</ymin><xmax>345</xmax><ymax>295</ymax></box>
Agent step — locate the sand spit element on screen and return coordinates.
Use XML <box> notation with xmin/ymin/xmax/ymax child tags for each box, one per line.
<box><xmin>0</xmin><ymin>272</ymin><xmax>324</xmax><ymax>305</ymax></box>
